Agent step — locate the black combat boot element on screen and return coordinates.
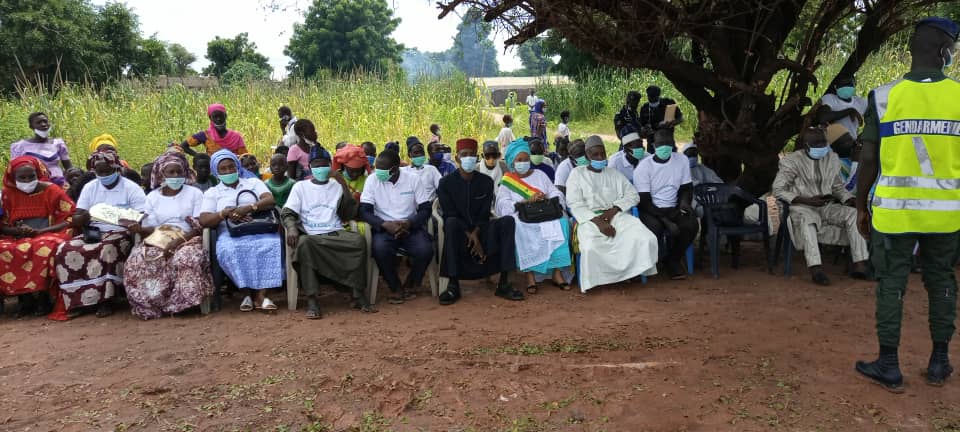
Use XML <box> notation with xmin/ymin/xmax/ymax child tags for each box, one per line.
<box><xmin>926</xmin><ymin>342</ymin><xmax>953</xmax><ymax>386</ymax></box>
<box><xmin>855</xmin><ymin>345</ymin><xmax>904</xmax><ymax>393</ymax></box>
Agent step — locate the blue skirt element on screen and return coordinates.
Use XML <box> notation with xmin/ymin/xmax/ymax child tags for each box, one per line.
<box><xmin>216</xmin><ymin>231</ymin><xmax>284</xmax><ymax>290</ymax></box>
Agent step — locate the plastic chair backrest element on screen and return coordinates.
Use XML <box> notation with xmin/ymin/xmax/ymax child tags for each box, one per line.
<box><xmin>695</xmin><ymin>183</ymin><xmax>752</xmax><ymax>227</ymax></box>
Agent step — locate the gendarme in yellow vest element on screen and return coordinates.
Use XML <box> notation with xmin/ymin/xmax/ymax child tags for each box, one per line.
<box><xmin>872</xmin><ymin>78</ymin><xmax>960</xmax><ymax>234</ymax></box>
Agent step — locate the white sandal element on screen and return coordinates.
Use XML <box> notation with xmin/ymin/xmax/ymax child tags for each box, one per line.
<box><xmin>260</xmin><ymin>298</ymin><xmax>277</xmax><ymax>311</ymax></box>
<box><xmin>240</xmin><ymin>296</ymin><xmax>254</xmax><ymax>312</ymax></box>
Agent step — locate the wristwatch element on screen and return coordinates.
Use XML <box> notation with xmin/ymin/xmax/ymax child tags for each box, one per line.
<box><xmin>251</xmin><ymin>203</ymin><xmax>259</xmax><ymax>212</ymax></box>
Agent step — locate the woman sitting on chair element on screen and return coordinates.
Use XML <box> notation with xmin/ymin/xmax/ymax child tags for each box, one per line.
<box><xmin>199</xmin><ymin>149</ymin><xmax>282</xmax><ymax>312</ymax></box>
<box><xmin>495</xmin><ymin>138</ymin><xmax>572</xmax><ymax>294</ymax></box>
<box><xmin>124</xmin><ymin>150</ymin><xmax>213</xmax><ymax>319</ymax></box>
<box><xmin>0</xmin><ymin>157</ymin><xmax>75</xmax><ymax>317</ymax></box>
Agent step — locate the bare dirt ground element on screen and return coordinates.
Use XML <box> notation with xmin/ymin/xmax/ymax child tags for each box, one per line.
<box><xmin>1</xmin><ymin>246</ymin><xmax>958</xmax><ymax>432</ymax></box>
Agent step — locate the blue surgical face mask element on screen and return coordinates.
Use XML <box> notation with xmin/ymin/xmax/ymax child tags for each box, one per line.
<box><xmin>442</xmin><ymin>153</ymin><xmax>452</xmax><ymax>162</ymax></box>
<box><xmin>375</xmin><ymin>168</ymin><xmax>391</xmax><ymax>181</ymax></box>
<box><xmin>943</xmin><ymin>47</ymin><xmax>955</xmax><ymax>69</ymax></box>
<box><xmin>218</xmin><ymin>172</ymin><xmax>239</xmax><ymax>185</ymax></box>
<box><xmin>342</xmin><ymin>170</ymin><xmax>352</xmax><ymax>181</ymax></box>
<box><xmin>366</xmin><ymin>156</ymin><xmax>376</xmax><ymax>167</ymax></box>
<box><xmin>808</xmin><ymin>147</ymin><xmax>830</xmax><ymax>160</ymax></box>
<box><xmin>836</xmin><ymin>86</ymin><xmax>856</xmax><ymax>100</ymax></box>
<box><xmin>411</xmin><ymin>155</ymin><xmax>427</xmax><ymax>167</ymax></box>
<box><xmin>590</xmin><ymin>159</ymin><xmax>608</xmax><ymax>170</ymax></box>
<box><xmin>431</xmin><ymin>153</ymin><xmax>444</xmax><ymax>162</ymax></box>
<box><xmin>311</xmin><ymin>166</ymin><xmax>331</xmax><ymax>182</ymax></box>
<box><xmin>575</xmin><ymin>156</ymin><xmax>588</xmax><ymax>167</ymax></box>
<box><xmin>655</xmin><ymin>145</ymin><xmax>673</xmax><ymax>160</ymax></box>
<box><xmin>688</xmin><ymin>156</ymin><xmax>699</xmax><ymax>168</ymax></box>
<box><xmin>459</xmin><ymin>156</ymin><xmax>478</xmax><ymax>173</ymax></box>
<box><xmin>631</xmin><ymin>148</ymin><xmax>646</xmax><ymax>160</ymax></box>
<box><xmin>514</xmin><ymin>161</ymin><xmax>531</xmax><ymax>174</ymax></box>
<box><xmin>98</xmin><ymin>172</ymin><xmax>120</xmax><ymax>186</ymax></box>
<box><xmin>164</xmin><ymin>177</ymin><xmax>186</xmax><ymax>190</ymax></box>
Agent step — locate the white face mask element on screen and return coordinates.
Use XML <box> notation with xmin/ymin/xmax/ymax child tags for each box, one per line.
<box><xmin>16</xmin><ymin>180</ymin><xmax>38</xmax><ymax>194</ymax></box>
<box><xmin>34</xmin><ymin>127</ymin><xmax>50</xmax><ymax>138</ymax></box>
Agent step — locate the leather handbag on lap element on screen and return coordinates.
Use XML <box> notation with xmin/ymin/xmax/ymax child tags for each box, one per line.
<box><xmin>516</xmin><ymin>196</ymin><xmax>564</xmax><ymax>223</ymax></box>
<box><xmin>226</xmin><ymin>190</ymin><xmax>279</xmax><ymax>237</ymax></box>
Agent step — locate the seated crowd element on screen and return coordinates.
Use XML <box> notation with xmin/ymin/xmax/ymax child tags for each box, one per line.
<box><xmin>0</xmin><ymin>98</ymin><xmax>871</xmax><ymax>321</ymax></box>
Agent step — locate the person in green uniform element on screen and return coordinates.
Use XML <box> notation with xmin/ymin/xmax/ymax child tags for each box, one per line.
<box><xmin>854</xmin><ymin>17</ymin><xmax>960</xmax><ymax>392</ymax></box>
<box><xmin>266</xmin><ymin>154</ymin><xmax>295</xmax><ymax>208</ymax></box>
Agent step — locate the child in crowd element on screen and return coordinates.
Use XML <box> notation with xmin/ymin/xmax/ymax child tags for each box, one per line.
<box><xmin>266</xmin><ymin>154</ymin><xmax>295</xmax><ymax>208</ymax></box>
<box><xmin>140</xmin><ymin>162</ymin><xmax>154</xmax><ymax>194</ymax></box>
<box><xmin>192</xmin><ymin>153</ymin><xmax>218</xmax><ymax>192</ymax></box>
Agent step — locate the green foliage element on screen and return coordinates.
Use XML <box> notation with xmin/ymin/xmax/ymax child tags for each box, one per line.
<box><xmin>167</xmin><ymin>43</ymin><xmax>197</xmax><ymax>76</ymax></box>
<box><xmin>449</xmin><ymin>7</ymin><xmax>499</xmax><ymax>77</ymax></box>
<box><xmin>96</xmin><ymin>2</ymin><xmax>141</xmax><ymax>77</ymax></box>
<box><xmin>221</xmin><ymin>61</ymin><xmax>270</xmax><ymax>86</ymax></box>
<box><xmin>202</xmin><ymin>33</ymin><xmax>272</xmax><ymax>78</ymax></box>
<box><xmin>129</xmin><ymin>37</ymin><xmax>174</xmax><ymax>77</ymax></box>
<box><xmin>516</xmin><ymin>36</ymin><xmax>555</xmax><ymax>76</ymax></box>
<box><xmin>541</xmin><ymin>32</ymin><xmax>599</xmax><ymax>79</ymax></box>
<box><xmin>0</xmin><ymin>73</ymin><xmax>500</xmax><ymax>169</ymax></box>
<box><xmin>285</xmin><ymin>0</ymin><xmax>403</xmax><ymax>77</ymax></box>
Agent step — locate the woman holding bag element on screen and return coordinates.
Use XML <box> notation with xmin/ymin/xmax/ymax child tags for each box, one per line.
<box><xmin>199</xmin><ymin>150</ymin><xmax>282</xmax><ymax>312</ymax></box>
<box><xmin>124</xmin><ymin>151</ymin><xmax>213</xmax><ymax>319</ymax></box>
<box><xmin>495</xmin><ymin>138</ymin><xmax>571</xmax><ymax>294</ymax></box>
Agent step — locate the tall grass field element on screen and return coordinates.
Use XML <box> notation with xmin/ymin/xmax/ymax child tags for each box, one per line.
<box><xmin>1</xmin><ymin>48</ymin><xmax>910</xmax><ymax>170</ymax></box>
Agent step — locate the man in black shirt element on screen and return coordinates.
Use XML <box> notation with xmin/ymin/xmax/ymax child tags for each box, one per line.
<box><xmin>639</xmin><ymin>85</ymin><xmax>684</xmax><ymax>153</ymax></box>
<box><xmin>436</xmin><ymin>138</ymin><xmax>523</xmax><ymax>305</ymax></box>
<box><xmin>613</xmin><ymin>91</ymin><xmax>642</xmax><ymax>141</ymax></box>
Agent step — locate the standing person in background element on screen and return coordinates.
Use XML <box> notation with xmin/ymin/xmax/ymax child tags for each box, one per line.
<box><xmin>192</xmin><ymin>153</ymin><xmax>218</xmax><ymax>192</ymax></box>
<box><xmin>428</xmin><ymin>142</ymin><xmax>458</xmax><ymax>176</ymax></box>
<box><xmin>277</xmin><ymin>106</ymin><xmax>298</xmax><ymax>148</ymax></box>
<box><xmin>613</xmin><ymin>91</ymin><xmax>642</xmax><ymax>140</ymax></box>
<box><xmin>477</xmin><ymin>140</ymin><xmax>508</xmax><ymax>191</ymax></box>
<box><xmin>181</xmin><ymin>103</ymin><xmax>248</xmax><ymax>156</ymax></box>
<box><xmin>526</xmin><ymin>90</ymin><xmax>538</xmax><ymax>112</ymax></box>
<box><xmin>10</xmin><ymin>112</ymin><xmax>72</xmax><ymax>186</ymax></box>
<box><xmin>855</xmin><ymin>17</ymin><xmax>960</xmax><ymax>392</ymax></box>
<box><xmin>402</xmin><ymin>137</ymin><xmax>442</xmax><ymax>201</ymax></box>
<box><xmin>361</xmin><ymin>141</ymin><xmax>378</xmax><ymax>168</ymax></box>
<box><xmin>497</xmin><ymin>115</ymin><xmax>516</xmax><ymax>149</ymax></box>
<box><xmin>334</xmin><ymin>145</ymin><xmax>372</xmax><ymax>203</ymax></box>
<box><xmin>557</xmin><ymin>111</ymin><xmax>571</xmax><ymax>140</ymax></box>
<box><xmin>817</xmin><ymin>75</ymin><xmax>867</xmax><ymax>138</ymax></box>
<box><xmin>428</xmin><ymin>124</ymin><xmax>442</xmax><ymax>144</ymax></box>
<box><xmin>639</xmin><ymin>86</ymin><xmax>683</xmax><ymax>153</ymax></box>
<box><xmin>288</xmin><ymin>119</ymin><xmax>319</xmax><ymax>180</ymax></box>
<box><xmin>529</xmin><ymin>100</ymin><xmax>548</xmax><ymax>145</ymax></box>
<box><xmin>266</xmin><ymin>154</ymin><xmax>296</xmax><ymax>208</ymax></box>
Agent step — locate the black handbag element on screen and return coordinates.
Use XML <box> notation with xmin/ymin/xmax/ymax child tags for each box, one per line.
<box><xmin>226</xmin><ymin>189</ymin><xmax>280</xmax><ymax>237</ymax></box>
<box><xmin>516</xmin><ymin>196</ymin><xmax>564</xmax><ymax>223</ymax></box>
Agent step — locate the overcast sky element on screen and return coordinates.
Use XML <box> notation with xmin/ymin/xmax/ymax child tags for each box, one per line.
<box><xmin>92</xmin><ymin>0</ymin><xmax>522</xmax><ymax>78</ymax></box>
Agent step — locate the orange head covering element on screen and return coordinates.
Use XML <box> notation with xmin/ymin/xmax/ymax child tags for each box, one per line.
<box><xmin>333</xmin><ymin>144</ymin><xmax>371</xmax><ymax>172</ymax></box>
<box><xmin>3</xmin><ymin>156</ymin><xmax>50</xmax><ymax>190</ymax></box>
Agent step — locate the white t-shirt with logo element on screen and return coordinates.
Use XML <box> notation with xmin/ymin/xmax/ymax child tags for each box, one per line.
<box><xmin>284</xmin><ymin>180</ymin><xmax>344</xmax><ymax>235</ymax></box>
<box><xmin>820</xmin><ymin>93</ymin><xmax>868</xmax><ymax>138</ymax></box>
<box><xmin>76</xmin><ymin>177</ymin><xmax>148</xmax><ymax>232</ymax></box>
<box><xmin>401</xmin><ymin>164</ymin><xmax>442</xmax><ymax>201</ymax></box>
<box><xmin>142</xmin><ymin>186</ymin><xmax>204</xmax><ymax>232</ymax></box>
<box><xmin>360</xmin><ymin>170</ymin><xmax>431</xmax><ymax>222</ymax></box>
<box><xmin>634</xmin><ymin>152</ymin><xmax>692</xmax><ymax>209</ymax></box>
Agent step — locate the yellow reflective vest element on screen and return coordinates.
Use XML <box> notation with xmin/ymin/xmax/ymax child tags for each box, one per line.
<box><xmin>871</xmin><ymin>78</ymin><xmax>960</xmax><ymax>234</ymax></box>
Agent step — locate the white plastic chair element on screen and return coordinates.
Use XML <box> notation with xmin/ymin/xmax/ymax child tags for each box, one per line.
<box><xmin>359</xmin><ymin>218</ymin><xmax>439</xmax><ymax>305</ymax></box>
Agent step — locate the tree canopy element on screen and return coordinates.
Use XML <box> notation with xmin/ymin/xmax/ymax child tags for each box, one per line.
<box><xmin>516</xmin><ymin>36</ymin><xmax>555</xmax><ymax>75</ymax></box>
<box><xmin>448</xmin><ymin>7</ymin><xmax>500</xmax><ymax>77</ymax></box>
<box><xmin>439</xmin><ymin>0</ymin><xmax>958</xmax><ymax>194</ymax></box>
<box><xmin>203</xmin><ymin>33</ymin><xmax>273</xmax><ymax>78</ymax></box>
<box><xmin>284</xmin><ymin>0</ymin><xmax>403</xmax><ymax>77</ymax></box>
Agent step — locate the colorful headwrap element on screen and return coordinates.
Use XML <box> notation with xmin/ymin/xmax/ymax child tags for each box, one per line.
<box><xmin>210</xmin><ymin>149</ymin><xmax>257</xmax><ymax>179</ymax></box>
<box><xmin>456</xmin><ymin>138</ymin><xmax>478</xmax><ymax>153</ymax></box>
<box><xmin>151</xmin><ymin>150</ymin><xmax>197</xmax><ymax>189</ymax></box>
<box><xmin>504</xmin><ymin>138</ymin><xmax>531</xmax><ymax>172</ymax></box>
<box><xmin>333</xmin><ymin>144</ymin><xmax>371</xmax><ymax>172</ymax></box>
<box><xmin>533</xmin><ymin>100</ymin><xmax>546</xmax><ymax>114</ymax></box>
<box><xmin>3</xmin><ymin>156</ymin><xmax>50</xmax><ymax>190</ymax></box>
<box><xmin>86</xmin><ymin>148</ymin><xmax>123</xmax><ymax>171</ymax></box>
<box><xmin>206</xmin><ymin>103</ymin><xmax>245</xmax><ymax>153</ymax></box>
<box><xmin>88</xmin><ymin>133</ymin><xmax>119</xmax><ymax>153</ymax></box>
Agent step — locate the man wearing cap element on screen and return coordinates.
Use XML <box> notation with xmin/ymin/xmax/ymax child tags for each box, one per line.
<box><xmin>436</xmin><ymin>138</ymin><xmax>523</xmax><ymax>305</ymax></box>
<box><xmin>773</xmin><ymin>128</ymin><xmax>869</xmax><ymax>286</ymax></box>
<box><xmin>402</xmin><ymin>136</ymin><xmax>442</xmax><ymax>201</ymax></box>
<box><xmin>567</xmin><ymin>135</ymin><xmax>659</xmax><ymax>292</ymax></box>
<box><xmin>478</xmin><ymin>140</ymin><xmax>508</xmax><ymax>191</ymax></box>
<box><xmin>855</xmin><ymin>17</ymin><xmax>960</xmax><ymax>392</ymax></box>
<box><xmin>639</xmin><ymin>86</ymin><xmax>683</xmax><ymax>153</ymax></box>
<box><xmin>359</xmin><ymin>150</ymin><xmax>434</xmax><ymax>304</ymax></box>
<box><xmin>609</xmin><ymin>126</ymin><xmax>647</xmax><ymax>183</ymax></box>
<box><xmin>634</xmin><ymin>130</ymin><xmax>699</xmax><ymax>279</ymax></box>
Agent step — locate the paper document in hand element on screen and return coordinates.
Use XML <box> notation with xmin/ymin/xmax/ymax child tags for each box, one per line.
<box><xmin>664</xmin><ymin>104</ymin><xmax>678</xmax><ymax>123</ymax></box>
<box><xmin>89</xmin><ymin>203</ymin><xmax>144</xmax><ymax>226</ymax></box>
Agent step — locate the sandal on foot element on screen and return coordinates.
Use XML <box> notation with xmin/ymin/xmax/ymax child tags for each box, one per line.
<box><xmin>388</xmin><ymin>293</ymin><xmax>405</xmax><ymax>305</ymax></box>
<box><xmin>240</xmin><ymin>296</ymin><xmax>254</xmax><ymax>312</ymax></box>
<box><xmin>551</xmin><ymin>280</ymin><xmax>571</xmax><ymax>291</ymax></box>
<box><xmin>260</xmin><ymin>298</ymin><xmax>277</xmax><ymax>311</ymax></box>
<box><xmin>305</xmin><ymin>299</ymin><xmax>321</xmax><ymax>320</ymax></box>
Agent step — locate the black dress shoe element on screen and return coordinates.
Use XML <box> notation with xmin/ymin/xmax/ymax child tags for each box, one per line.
<box><xmin>812</xmin><ymin>271</ymin><xmax>831</xmax><ymax>286</ymax></box>
<box><xmin>439</xmin><ymin>285</ymin><xmax>461</xmax><ymax>305</ymax></box>
<box><xmin>926</xmin><ymin>343</ymin><xmax>953</xmax><ymax>386</ymax></box>
<box><xmin>495</xmin><ymin>285</ymin><xmax>524</xmax><ymax>301</ymax></box>
<box><xmin>855</xmin><ymin>352</ymin><xmax>904</xmax><ymax>393</ymax></box>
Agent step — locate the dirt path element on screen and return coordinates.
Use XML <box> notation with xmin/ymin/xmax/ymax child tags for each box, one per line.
<box><xmin>1</xmin><ymin>247</ymin><xmax>957</xmax><ymax>431</ymax></box>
